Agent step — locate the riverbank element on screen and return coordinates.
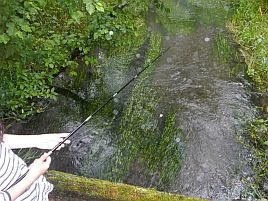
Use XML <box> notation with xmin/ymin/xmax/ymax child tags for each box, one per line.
<box><xmin>228</xmin><ymin>0</ymin><xmax>268</xmax><ymax>92</ymax></box>
<box><xmin>228</xmin><ymin>0</ymin><xmax>268</xmax><ymax>198</ymax></box>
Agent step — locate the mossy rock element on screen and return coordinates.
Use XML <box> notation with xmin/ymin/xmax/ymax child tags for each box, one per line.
<box><xmin>47</xmin><ymin>170</ymin><xmax>208</xmax><ymax>201</ymax></box>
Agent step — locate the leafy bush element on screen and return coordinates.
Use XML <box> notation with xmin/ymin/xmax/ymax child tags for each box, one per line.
<box><xmin>0</xmin><ymin>0</ymin><xmax>155</xmax><ymax>120</ymax></box>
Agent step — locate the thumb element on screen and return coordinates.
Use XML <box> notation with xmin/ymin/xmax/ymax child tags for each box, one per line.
<box><xmin>40</xmin><ymin>153</ymin><xmax>49</xmax><ymax>161</ymax></box>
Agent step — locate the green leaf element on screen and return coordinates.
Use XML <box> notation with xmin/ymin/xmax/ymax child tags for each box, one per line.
<box><xmin>21</xmin><ymin>24</ymin><xmax>32</xmax><ymax>32</ymax></box>
<box><xmin>83</xmin><ymin>0</ymin><xmax>95</xmax><ymax>15</ymax></box>
<box><xmin>95</xmin><ymin>2</ymin><xmax>104</xmax><ymax>12</ymax></box>
<box><xmin>69</xmin><ymin>71</ymin><xmax>78</xmax><ymax>77</ymax></box>
<box><xmin>16</xmin><ymin>31</ymin><xmax>24</xmax><ymax>39</ymax></box>
<box><xmin>264</xmin><ymin>141</ymin><xmax>268</xmax><ymax>146</ymax></box>
<box><xmin>6</xmin><ymin>23</ymin><xmax>17</xmax><ymax>36</ymax></box>
<box><xmin>93</xmin><ymin>32</ymin><xmax>99</xmax><ymax>40</ymax></box>
<box><xmin>71</xmin><ymin>11</ymin><xmax>85</xmax><ymax>23</ymax></box>
<box><xmin>0</xmin><ymin>34</ymin><xmax>10</xmax><ymax>44</ymax></box>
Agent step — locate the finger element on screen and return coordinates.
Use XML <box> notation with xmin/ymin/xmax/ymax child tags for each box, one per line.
<box><xmin>57</xmin><ymin>138</ymin><xmax>71</xmax><ymax>144</ymax></box>
<box><xmin>44</xmin><ymin>156</ymin><xmax>51</xmax><ymax>167</ymax></box>
<box><xmin>55</xmin><ymin>133</ymin><xmax>69</xmax><ymax>137</ymax></box>
<box><xmin>64</xmin><ymin>140</ymin><xmax>71</xmax><ymax>144</ymax></box>
<box><xmin>56</xmin><ymin>144</ymin><xmax>65</xmax><ymax>151</ymax></box>
<box><xmin>40</xmin><ymin>153</ymin><xmax>49</xmax><ymax>161</ymax></box>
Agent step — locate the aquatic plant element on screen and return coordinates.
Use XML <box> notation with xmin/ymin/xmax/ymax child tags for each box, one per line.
<box><xmin>108</xmin><ymin>33</ymin><xmax>183</xmax><ymax>190</ymax></box>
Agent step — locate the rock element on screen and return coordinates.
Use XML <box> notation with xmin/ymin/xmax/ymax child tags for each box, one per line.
<box><xmin>47</xmin><ymin>170</ymin><xmax>208</xmax><ymax>201</ymax></box>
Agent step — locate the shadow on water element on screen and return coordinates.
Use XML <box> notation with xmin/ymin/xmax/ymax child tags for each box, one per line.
<box><xmin>9</xmin><ymin>0</ymin><xmax>259</xmax><ymax>200</ymax></box>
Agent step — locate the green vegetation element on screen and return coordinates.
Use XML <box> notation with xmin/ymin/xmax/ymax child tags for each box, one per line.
<box><xmin>48</xmin><ymin>170</ymin><xmax>207</xmax><ymax>201</ymax></box>
<box><xmin>228</xmin><ymin>0</ymin><xmax>268</xmax><ymax>198</ymax></box>
<box><xmin>0</xmin><ymin>0</ymin><xmax>154</xmax><ymax>121</ymax></box>
<box><xmin>228</xmin><ymin>0</ymin><xmax>268</xmax><ymax>91</ymax></box>
<box><xmin>247</xmin><ymin>118</ymin><xmax>268</xmax><ymax>188</ymax></box>
<box><xmin>215</xmin><ymin>32</ymin><xmax>234</xmax><ymax>64</ymax></box>
<box><xmin>108</xmin><ymin>33</ymin><xmax>183</xmax><ymax>190</ymax></box>
<box><xmin>155</xmin><ymin>0</ymin><xmax>229</xmax><ymax>35</ymax></box>
<box><xmin>242</xmin><ymin>117</ymin><xmax>268</xmax><ymax>198</ymax></box>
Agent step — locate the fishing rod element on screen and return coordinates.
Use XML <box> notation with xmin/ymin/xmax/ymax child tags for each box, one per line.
<box><xmin>48</xmin><ymin>46</ymin><xmax>171</xmax><ymax>155</ymax></box>
<box><xmin>9</xmin><ymin>46</ymin><xmax>170</xmax><ymax>187</ymax></box>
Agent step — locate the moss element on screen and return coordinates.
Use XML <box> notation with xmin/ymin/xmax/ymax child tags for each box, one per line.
<box><xmin>47</xmin><ymin>170</ymin><xmax>208</xmax><ymax>201</ymax></box>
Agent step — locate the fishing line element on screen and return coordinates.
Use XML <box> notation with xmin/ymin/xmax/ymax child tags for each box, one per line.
<box><xmin>49</xmin><ymin>46</ymin><xmax>170</xmax><ymax>155</ymax></box>
<box><xmin>9</xmin><ymin>46</ymin><xmax>170</xmax><ymax>187</ymax></box>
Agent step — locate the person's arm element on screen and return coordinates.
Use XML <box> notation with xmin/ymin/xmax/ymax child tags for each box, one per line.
<box><xmin>6</xmin><ymin>153</ymin><xmax>50</xmax><ymax>201</ymax></box>
<box><xmin>3</xmin><ymin>133</ymin><xmax>70</xmax><ymax>149</ymax></box>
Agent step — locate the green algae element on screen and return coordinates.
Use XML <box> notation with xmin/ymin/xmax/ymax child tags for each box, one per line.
<box><xmin>105</xmin><ymin>32</ymin><xmax>183</xmax><ymax>190</ymax></box>
<box><xmin>47</xmin><ymin>170</ymin><xmax>207</xmax><ymax>201</ymax></box>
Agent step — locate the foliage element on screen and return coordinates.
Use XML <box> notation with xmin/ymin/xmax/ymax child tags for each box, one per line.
<box><xmin>228</xmin><ymin>0</ymin><xmax>268</xmax><ymax>92</ymax></box>
<box><xmin>245</xmin><ymin>117</ymin><xmax>268</xmax><ymax>198</ymax></box>
<box><xmin>0</xmin><ymin>0</ymin><xmax>157</xmax><ymax>120</ymax></box>
<box><xmin>228</xmin><ymin>0</ymin><xmax>268</xmax><ymax>197</ymax></box>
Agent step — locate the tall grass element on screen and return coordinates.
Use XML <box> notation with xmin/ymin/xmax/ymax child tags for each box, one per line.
<box><xmin>227</xmin><ymin>0</ymin><xmax>268</xmax><ymax>91</ymax></box>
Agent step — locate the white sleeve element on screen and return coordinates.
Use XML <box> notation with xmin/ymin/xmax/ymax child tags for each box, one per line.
<box><xmin>0</xmin><ymin>191</ymin><xmax>11</xmax><ymax>201</ymax></box>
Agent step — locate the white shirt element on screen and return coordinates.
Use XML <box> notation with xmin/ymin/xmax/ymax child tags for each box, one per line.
<box><xmin>0</xmin><ymin>143</ymin><xmax>53</xmax><ymax>200</ymax></box>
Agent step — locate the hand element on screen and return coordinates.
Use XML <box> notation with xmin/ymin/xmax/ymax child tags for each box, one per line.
<box><xmin>7</xmin><ymin>153</ymin><xmax>52</xmax><ymax>201</ymax></box>
<box><xmin>34</xmin><ymin>133</ymin><xmax>71</xmax><ymax>150</ymax></box>
<box><xmin>28</xmin><ymin>153</ymin><xmax>51</xmax><ymax>180</ymax></box>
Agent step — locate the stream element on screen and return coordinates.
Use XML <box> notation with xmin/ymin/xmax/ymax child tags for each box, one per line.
<box><xmin>9</xmin><ymin>0</ymin><xmax>258</xmax><ymax>200</ymax></box>
<box><xmin>151</xmin><ymin>1</ymin><xmax>256</xmax><ymax>199</ymax></box>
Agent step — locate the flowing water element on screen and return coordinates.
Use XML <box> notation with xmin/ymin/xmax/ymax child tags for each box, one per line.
<box><xmin>150</xmin><ymin>0</ymin><xmax>256</xmax><ymax>200</ymax></box>
<box><xmin>9</xmin><ymin>0</ymin><xmax>258</xmax><ymax>200</ymax></box>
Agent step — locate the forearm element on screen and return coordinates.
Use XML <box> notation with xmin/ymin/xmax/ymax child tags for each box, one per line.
<box><xmin>6</xmin><ymin>154</ymin><xmax>51</xmax><ymax>201</ymax></box>
<box><xmin>6</xmin><ymin>172</ymin><xmax>39</xmax><ymax>201</ymax></box>
<box><xmin>3</xmin><ymin>133</ymin><xmax>69</xmax><ymax>149</ymax></box>
<box><xmin>3</xmin><ymin>134</ymin><xmax>37</xmax><ymax>149</ymax></box>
